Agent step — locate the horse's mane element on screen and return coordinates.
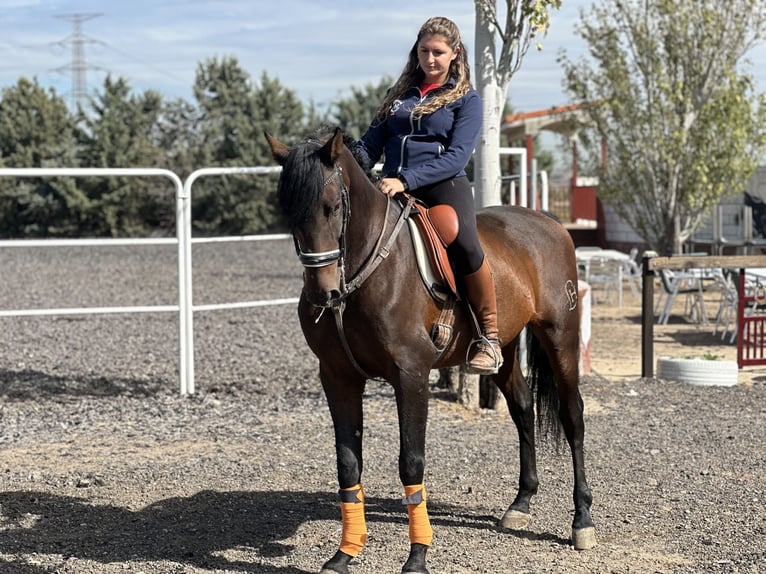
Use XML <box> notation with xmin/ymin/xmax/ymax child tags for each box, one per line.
<box><xmin>277</xmin><ymin>125</ymin><xmax>374</xmax><ymax>229</ymax></box>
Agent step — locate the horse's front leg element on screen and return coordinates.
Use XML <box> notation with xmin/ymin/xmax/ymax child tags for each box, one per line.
<box><xmin>394</xmin><ymin>370</ymin><xmax>432</xmax><ymax>574</ymax></box>
<box><xmin>319</xmin><ymin>366</ymin><xmax>367</xmax><ymax>574</ymax></box>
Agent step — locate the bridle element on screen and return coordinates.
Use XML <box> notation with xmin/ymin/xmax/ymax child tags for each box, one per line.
<box><xmin>292</xmin><ymin>162</ymin><xmax>414</xmax><ymax>310</ymax></box>
<box><xmin>291</xmin><ymin>160</ymin><xmax>415</xmax><ymax>380</ymax></box>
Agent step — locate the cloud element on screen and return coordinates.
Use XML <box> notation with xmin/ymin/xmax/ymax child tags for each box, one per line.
<box><xmin>0</xmin><ymin>0</ymin><xmax>763</xmax><ymax>120</ymax></box>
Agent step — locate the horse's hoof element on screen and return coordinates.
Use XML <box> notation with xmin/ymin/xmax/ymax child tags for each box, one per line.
<box><xmin>401</xmin><ymin>542</ymin><xmax>429</xmax><ymax>573</ymax></box>
<box><xmin>319</xmin><ymin>549</ymin><xmax>352</xmax><ymax>574</ymax></box>
<box><xmin>499</xmin><ymin>509</ymin><xmax>532</xmax><ymax>530</ymax></box>
<box><xmin>572</xmin><ymin>526</ymin><xmax>597</xmax><ymax>550</ymax></box>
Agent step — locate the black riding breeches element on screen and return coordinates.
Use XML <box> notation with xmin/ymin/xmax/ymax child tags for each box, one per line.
<box><xmin>410</xmin><ymin>176</ymin><xmax>485</xmax><ymax>276</ymax></box>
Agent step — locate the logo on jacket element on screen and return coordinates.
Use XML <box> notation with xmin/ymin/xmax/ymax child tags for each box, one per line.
<box><xmin>390</xmin><ymin>100</ymin><xmax>402</xmax><ymax>114</ymax></box>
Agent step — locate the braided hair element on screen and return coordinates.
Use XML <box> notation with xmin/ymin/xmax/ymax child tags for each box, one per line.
<box><xmin>373</xmin><ymin>16</ymin><xmax>472</xmax><ymax>122</ymax></box>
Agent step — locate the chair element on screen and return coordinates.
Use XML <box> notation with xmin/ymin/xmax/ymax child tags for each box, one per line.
<box><xmin>575</xmin><ymin>246</ymin><xmax>603</xmax><ymax>282</ymax></box>
<box><xmin>586</xmin><ymin>256</ymin><xmax>623</xmax><ymax>307</ymax></box>
<box><xmin>715</xmin><ymin>270</ymin><xmax>766</xmax><ymax>342</ymax></box>
<box><xmin>622</xmin><ymin>247</ymin><xmax>642</xmax><ymax>299</ymax></box>
<box><xmin>655</xmin><ymin>269</ymin><xmax>707</xmax><ymax>325</ymax></box>
<box><xmin>711</xmin><ymin>269</ymin><xmax>738</xmax><ymax>342</ymax></box>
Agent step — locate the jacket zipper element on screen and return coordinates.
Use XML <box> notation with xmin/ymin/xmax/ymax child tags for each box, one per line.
<box><xmin>397</xmin><ymin>89</ymin><xmax>428</xmax><ymax>175</ymax></box>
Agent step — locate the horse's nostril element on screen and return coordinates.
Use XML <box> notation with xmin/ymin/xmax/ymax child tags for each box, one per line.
<box><xmin>307</xmin><ymin>289</ymin><xmax>341</xmax><ymax>307</ymax></box>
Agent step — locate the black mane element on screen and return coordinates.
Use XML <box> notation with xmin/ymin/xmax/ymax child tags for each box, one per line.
<box><xmin>276</xmin><ymin>125</ymin><xmax>373</xmax><ymax>228</ymax></box>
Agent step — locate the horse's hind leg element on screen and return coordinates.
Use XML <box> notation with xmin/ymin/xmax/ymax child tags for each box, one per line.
<box><xmin>537</xmin><ymin>321</ymin><xmax>597</xmax><ymax>550</ymax></box>
<box><xmin>494</xmin><ymin>338</ymin><xmax>539</xmax><ymax>531</ymax></box>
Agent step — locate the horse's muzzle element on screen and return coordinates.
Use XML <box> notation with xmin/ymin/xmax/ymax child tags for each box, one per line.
<box><xmin>305</xmin><ymin>288</ymin><xmax>343</xmax><ymax>308</ymax></box>
<box><xmin>303</xmin><ymin>265</ymin><xmax>343</xmax><ymax>307</ymax></box>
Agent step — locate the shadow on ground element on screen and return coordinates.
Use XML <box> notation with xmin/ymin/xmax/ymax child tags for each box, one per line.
<box><xmin>0</xmin><ymin>489</ymin><xmax>568</xmax><ymax>573</ymax></box>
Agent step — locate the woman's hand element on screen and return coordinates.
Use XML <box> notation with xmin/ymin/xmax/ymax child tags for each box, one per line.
<box><xmin>378</xmin><ymin>177</ymin><xmax>405</xmax><ymax>197</ymax></box>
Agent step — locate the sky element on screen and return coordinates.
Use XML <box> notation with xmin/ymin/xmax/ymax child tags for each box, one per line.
<box><xmin>0</xmin><ymin>0</ymin><xmax>765</xmax><ymax>120</ymax></box>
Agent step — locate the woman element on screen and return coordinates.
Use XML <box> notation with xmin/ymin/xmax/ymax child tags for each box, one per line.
<box><xmin>356</xmin><ymin>16</ymin><xmax>502</xmax><ymax>375</ymax></box>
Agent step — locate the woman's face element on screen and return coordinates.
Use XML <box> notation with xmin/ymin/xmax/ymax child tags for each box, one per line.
<box><xmin>417</xmin><ymin>33</ymin><xmax>458</xmax><ymax>85</ymax></box>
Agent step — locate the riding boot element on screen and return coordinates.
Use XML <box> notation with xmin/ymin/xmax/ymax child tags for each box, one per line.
<box><xmin>463</xmin><ymin>258</ymin><xmax>503</xmax><ymax>375</ymax></box>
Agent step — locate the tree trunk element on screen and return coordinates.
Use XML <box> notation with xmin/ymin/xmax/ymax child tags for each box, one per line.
<box><xmin>474</xmin><ymin>1</ymin><xmax>504</xmax><ymax>208</ymax></box>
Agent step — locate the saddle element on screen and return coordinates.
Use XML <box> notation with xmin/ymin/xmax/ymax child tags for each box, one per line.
<box><xmin>404</xmin><ymin>197</ymin><xmax>460</xmax><ymax>354</ymax></box>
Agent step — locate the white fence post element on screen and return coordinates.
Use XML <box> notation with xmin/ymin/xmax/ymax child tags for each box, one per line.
<box><xmin>499</xmin><ymin>147</ymin><xmax>527</xmax><ymax>206</ymax></box>
<box><xmin>181</xmin><ymin>166</ymin><xmax>291</xmax><ymax>395</ymax></box>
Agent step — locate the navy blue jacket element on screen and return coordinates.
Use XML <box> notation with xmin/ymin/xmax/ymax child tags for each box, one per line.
<box><xmin>356</xmin><ymin>77</ymin><xmax>482</xmax><ymax>191</ymax></box>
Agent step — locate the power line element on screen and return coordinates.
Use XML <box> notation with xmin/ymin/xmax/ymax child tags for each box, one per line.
<box><xmin>50</xmin><ymin>13</ymin><xmax>104</xmax><ymax>110</ymax></box>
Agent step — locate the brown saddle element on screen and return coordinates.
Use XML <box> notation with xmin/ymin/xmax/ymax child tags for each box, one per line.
<box><xmin>406</xmin><ymin>199</ymin><xmax>460</xmax><ymax>299</ymax></box>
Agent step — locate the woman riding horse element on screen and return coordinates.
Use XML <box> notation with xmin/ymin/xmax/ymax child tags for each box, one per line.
<box><xmin>355</xmin><ymin>16</ymin><xmax>503</xmax><ymax>376</ymax></box>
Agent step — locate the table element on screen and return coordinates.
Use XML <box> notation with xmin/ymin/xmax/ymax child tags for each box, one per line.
<box><xmin>746</xmin><ymin>267</ymin><xmax>766</xmax><ymax>281</ymax></box>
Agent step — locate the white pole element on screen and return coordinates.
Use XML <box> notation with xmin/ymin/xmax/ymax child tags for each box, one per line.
<box><xmin>539</xmin><ymin>170</ymin><xmax>549</xmax><ymax>212</ymax></box>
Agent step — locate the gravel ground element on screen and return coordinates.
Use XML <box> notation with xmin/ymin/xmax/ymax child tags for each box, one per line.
<box><xmin>0</xmin><ymin>240</ymin><xmax>764</xmax><ymax>574</ymax></box>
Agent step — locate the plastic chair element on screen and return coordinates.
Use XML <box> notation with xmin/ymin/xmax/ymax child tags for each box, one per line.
<box><xmin>587</xmin><ymin>256</ymin><xmax>623</xmax><ymax>307</ymax></box>
<box><xmin>711</xmin><ymin>269</ymin><xmax>738</xmax><ymax>342</ymax></box>
<box><xmin>622</xmin><ymin>247</ymin><xmax>642</xmax><ymax>299</ymax></box>
<box><xmin>655</xmin><ymin>269</ymin><xmax>707</xmax><ymax>325</ymax></box>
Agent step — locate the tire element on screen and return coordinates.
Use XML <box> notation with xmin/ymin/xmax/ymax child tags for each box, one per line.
<box><xmin>656</xmin><ymin>356</ymin><xmax>738</xmax><ymax>387</ymax></box>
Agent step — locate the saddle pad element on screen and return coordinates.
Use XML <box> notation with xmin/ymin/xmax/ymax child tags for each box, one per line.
<box><xmin>407</xmin><ymin>218</ymin><xmax>452</xmax><ymax>303</ymax></box>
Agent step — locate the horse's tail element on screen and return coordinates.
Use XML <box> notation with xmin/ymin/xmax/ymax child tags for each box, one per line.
<box><xmin>525</xmin><ymin>329</ymin><xmax>562</xmax><ymax>445</ymax></box>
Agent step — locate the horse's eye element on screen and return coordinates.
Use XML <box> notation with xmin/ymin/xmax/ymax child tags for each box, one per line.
<box><xmin>326</xmin><ymin>202</ymin><xmax>342</xmax><ymax>217</ymax></box>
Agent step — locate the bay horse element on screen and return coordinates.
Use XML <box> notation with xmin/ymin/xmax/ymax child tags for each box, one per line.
<box><xmin>266</xmin><ymin>126</ymin><xmax>596</xmax><ymax>574</ymax></box>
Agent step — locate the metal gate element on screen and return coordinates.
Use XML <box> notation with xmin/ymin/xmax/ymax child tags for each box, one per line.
<box><xmin>737</xmin><ymin>271</ymin><xmax>766</xmax><ymax>367</ymax></box>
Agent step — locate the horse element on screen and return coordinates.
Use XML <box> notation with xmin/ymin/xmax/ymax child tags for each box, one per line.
<box><xmin>266</xmin><ymin>126</ymin><xmax>596</xmax><ymax>574</ymax></box>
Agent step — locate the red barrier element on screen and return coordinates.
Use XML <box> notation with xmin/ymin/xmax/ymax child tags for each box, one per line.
<box><xmin>737</xmin><ymin>270</ymin><xmax>766</xmax><ymax>367</ymax></box>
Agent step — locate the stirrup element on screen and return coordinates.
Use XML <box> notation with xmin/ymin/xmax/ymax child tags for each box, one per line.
<box><xmin>465</xmin><ymin>336</ymin><xmax>503</xmax><ymax>375</ymax></box>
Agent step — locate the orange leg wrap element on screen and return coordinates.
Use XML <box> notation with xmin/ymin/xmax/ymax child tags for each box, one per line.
<box><xmin>339</xmin><ymin>484</ymin><xmax>367</xmax><ymax>557</ymax></box>
<box><xmin>404</xmin><ymin>483</ymin><xmax>433</xmax><ymax>546</ymax></box>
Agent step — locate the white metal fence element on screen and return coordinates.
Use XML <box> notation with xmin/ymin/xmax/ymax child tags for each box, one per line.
<box><xmin>0</xmin><ymin>166</ymin><xmax>295</xmax><ymax>395</ymax></box>
<box><xmin>0</xmin><ymin>151</ymin><xmax>541</xmax><ymax>395</ymax></box>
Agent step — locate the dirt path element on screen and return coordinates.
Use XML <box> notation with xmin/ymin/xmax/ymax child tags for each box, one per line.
<box><xmin>0</xmin><ymin>244</ymin><xmax>764</xmax><ymax>573</ymax></box>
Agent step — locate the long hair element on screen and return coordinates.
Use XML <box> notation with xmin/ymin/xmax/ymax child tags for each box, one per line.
<box><xmin>373</xmin><ymin>16</ymin><xmax>472</xmax><ymax>122</ymax></box>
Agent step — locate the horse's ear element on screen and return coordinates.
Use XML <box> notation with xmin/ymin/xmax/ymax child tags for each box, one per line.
<box><xmin>318</xmin><ymin>127</ymin><xmax>345</xmax><ymax>166</ymax></box>
<box><xmin>264</xmin><ymin>132</ymin><xmax>290</xmax><ymax>166</ymax></box>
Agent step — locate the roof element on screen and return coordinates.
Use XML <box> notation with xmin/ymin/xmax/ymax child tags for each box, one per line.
<box><xmin>501</xmin><ymin>102</ymin><xmax>594</xmax><ymax>140</ymax></box>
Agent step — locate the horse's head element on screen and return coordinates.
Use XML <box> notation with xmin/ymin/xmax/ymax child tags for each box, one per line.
<box><xmin>266</xmin><ymin>126</ymin><xmax>351</xmax><ymax>307</ymax></box>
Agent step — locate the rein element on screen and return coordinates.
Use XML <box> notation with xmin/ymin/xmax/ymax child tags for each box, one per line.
<box><xmin>294</xmin><ymin>162</ymin><xmax>415</xmax><ymax>380</ymax></box>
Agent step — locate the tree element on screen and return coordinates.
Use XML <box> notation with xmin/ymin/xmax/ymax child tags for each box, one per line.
<box><xmin>560</xmin><ymin>0</ymin><xmax>766</xmax><ymax>254</ymax></box>
<box><xmin>0</xmin><ymin>77</ymin><xmax>81</xmax><ymax>237</ymax></box>
<box><xmin>331</xmin><ymin>76</ymin><xmax>394</xmax><ymax>140</ymax></box>
<box><xmin>192</xmin><ymin>58</ymin><xmax>305</xmax><ymax>234</ymax></box>
<box><xmin>76</xmin><ymin>75</ymin><xmax>171</xmax><ymax>236</ymax></box>
<box><xmin>473</xmin><ymin>0</ymin><xmax>561</xmax><ymax>207</ymax></box>
<box><xmin>154</xmin><ymin>97</ymin><xmax>203</xmax><ymax>182</ymax></box>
